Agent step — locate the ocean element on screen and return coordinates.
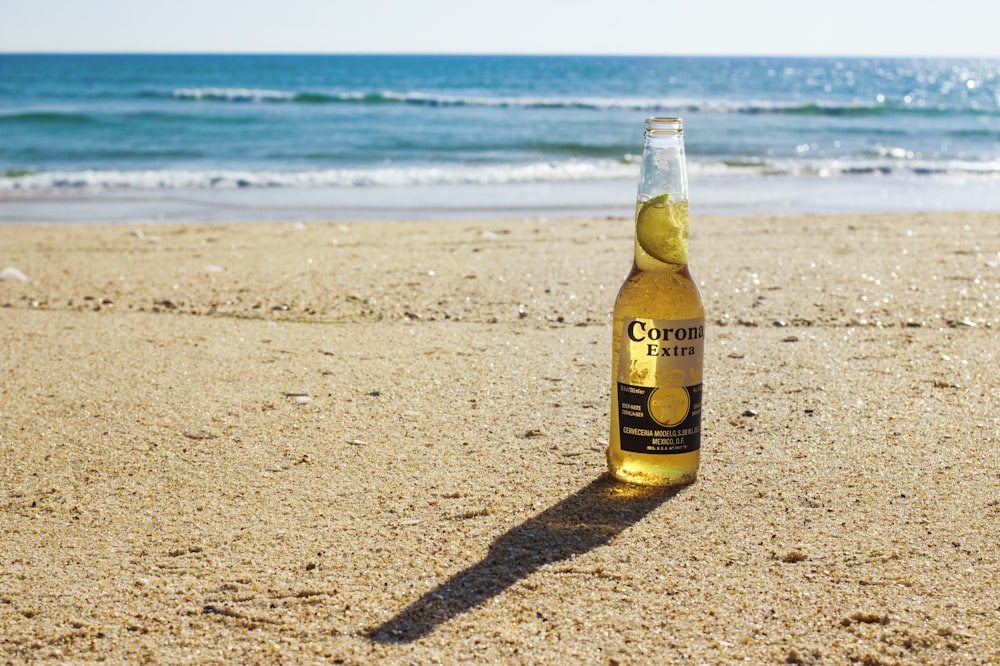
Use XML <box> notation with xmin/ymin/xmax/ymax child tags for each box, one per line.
<box><xmin>1</xmin><ymin>54</ymin><xmax>998</xmax><ymax>223</ymax></box>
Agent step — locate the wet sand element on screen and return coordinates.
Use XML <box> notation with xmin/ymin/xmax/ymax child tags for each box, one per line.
<box><xmin>2</xmin><ymin>212</ymin><xmax>998</xmax><ymax>664</ymax></box>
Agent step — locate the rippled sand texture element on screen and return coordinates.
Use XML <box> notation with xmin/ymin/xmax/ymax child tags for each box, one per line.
<box><xmin>2</xmin><ymin>212</ymin><xmax>998</xmax><ymax>664</ymax></box>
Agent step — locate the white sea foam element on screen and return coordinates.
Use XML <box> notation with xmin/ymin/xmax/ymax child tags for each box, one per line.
<box><xmin>163</xmin><ymin>87</ymin><xmax>986</xmax><ymax>116</ymax></box>
<box><xmin>3</xmin><ymin>156</ymin><xmax>999</xmax><ymax>195</ymax></box>
<box><xmin>173</xmin><ymin>88</ymin><xmax>296</xmax><ymax>102</ymax></box>
<box><xmin>0</xmin><ymin>160</ymin><xmax>638</xmax><ymax>193</ymax></box>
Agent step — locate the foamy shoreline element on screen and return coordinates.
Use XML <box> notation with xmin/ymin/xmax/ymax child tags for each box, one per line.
<box><xmin>2</xmin><ymin>212</ymin><xmax>998</xmax><ymax>664</ymax></box>
<box><xmin>2</xmin><ymin>172</ymin><xmax>998</xmax><ymax>225</ymax></box>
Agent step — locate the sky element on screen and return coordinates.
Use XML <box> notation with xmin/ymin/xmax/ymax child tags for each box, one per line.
<box><xmin>1</xmin><ymin>0</ymin><xmax>998</xmax><ymax>58</ymax></box>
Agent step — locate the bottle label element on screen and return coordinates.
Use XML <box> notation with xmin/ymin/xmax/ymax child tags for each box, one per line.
<box><xmin>616</xmin><ymin>317</ymin><xmax>704</xmax><ymax>454</ymax></box>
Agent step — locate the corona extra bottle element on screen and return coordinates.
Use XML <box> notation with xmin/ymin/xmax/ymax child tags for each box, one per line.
<box><xmin>608</xmin><ymin>117</ymin><xmax>705</xmax><ymax>486</ymax></box>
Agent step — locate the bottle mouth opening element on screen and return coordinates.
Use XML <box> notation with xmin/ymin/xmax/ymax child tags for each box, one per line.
<box><xmin>645</xmin><ymin>117</ymin><xmax>684</xmax><ymax>136</ymax></box>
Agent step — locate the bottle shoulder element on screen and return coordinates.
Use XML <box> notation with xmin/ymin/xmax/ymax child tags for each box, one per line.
<box><xmin>619</xmin><ymin>263</ymin><xmax>702</xmax><ymax>293</ymax></box>
<box><xmin>614</xmin><ymin>264</ymin><xmax>704</xmax><ymax>320</ymax></box>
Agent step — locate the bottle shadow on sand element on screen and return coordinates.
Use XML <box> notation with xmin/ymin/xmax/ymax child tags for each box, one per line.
<box><xmin>366</xmin><ymin>473</ymin><xmax>683</xmax><ymax>643</ymax></box>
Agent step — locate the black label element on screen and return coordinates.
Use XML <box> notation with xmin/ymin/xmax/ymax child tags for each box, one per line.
<box><xmin>617</xmin><ymin>383</ymin><xmax>701</xmax><ymax>454</ymax></box>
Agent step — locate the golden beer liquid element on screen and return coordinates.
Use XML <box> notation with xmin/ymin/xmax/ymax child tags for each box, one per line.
<box><xmin>608</xmin><ymin>198</ymin><xmax>704</xmax><ymax>486</ymax></box>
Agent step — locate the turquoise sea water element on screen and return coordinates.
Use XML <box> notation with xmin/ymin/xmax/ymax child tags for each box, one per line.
<box><xmin>1</xmin><ymin>54</ymin><xmax>998</xmax><ymax>222</ymax></box>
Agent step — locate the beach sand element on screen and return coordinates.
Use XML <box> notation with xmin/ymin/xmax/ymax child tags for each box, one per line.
<box><xmin>1</xmin><ymin>211</ymin><xmax>998</xmax><ymax>664</ymax></box>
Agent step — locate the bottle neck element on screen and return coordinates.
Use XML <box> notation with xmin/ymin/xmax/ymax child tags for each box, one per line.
<box><xmin>633</xmin><ymin>118</ymin><xmax>691</xmax><ymax>271</ymax></box>
<box><xmin>637</xmin><ymin>119</ymin><xmax>688</xmax><ymax>203</ymax></box>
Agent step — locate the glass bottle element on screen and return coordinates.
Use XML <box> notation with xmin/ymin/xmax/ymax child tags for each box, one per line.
<box><xmin>608</xmin><ymin>117</ymin><xmax>705</xmax><ymax>486</ymax></box>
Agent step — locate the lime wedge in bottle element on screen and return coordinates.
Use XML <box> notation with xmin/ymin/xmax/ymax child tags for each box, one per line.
<box><xmin>635</xmin><ymin>193</ymin><xmax>688</xmax><ymax>265</ymax></box>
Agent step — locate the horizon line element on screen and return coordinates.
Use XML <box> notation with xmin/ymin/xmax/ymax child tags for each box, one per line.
<box><xmin>2</xmin><ymin>50</ymin><xmax>999</xmax><ymax>60</ymax></box>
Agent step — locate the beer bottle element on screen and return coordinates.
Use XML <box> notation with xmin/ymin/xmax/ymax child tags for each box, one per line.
<box><xmin>608</xmin><ymin>117</ymin><xmax>705</xmax><ymax>486</ymax></box>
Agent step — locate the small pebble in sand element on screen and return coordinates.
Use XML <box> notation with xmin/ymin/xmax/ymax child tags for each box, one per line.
<box><xmin>348</xmin><ymin>439</ymin><xmax>367</xmax><ymax>446</ymax></box>
<box><xmin>202</xmin><ymin>265</ymin><xmax>223</xmax><ymax>274</ymax></box>
<box><xmin>132</xmin><ymin>229</ymin><xmax>161</xmax><ymax>242</ymax></box>
<box><xmin>843</xmin><ymin>611</ymin><xmax>890</xmax><ymax>626</ymax></box>
<box><xmin>0</xmin><ymin>267</ymin><xmax>28</xmax><ymax>282</ymax></box>
<box><xmin>742</xmin><ymin>409</ymin><xmax>759</xmax><ymax>417</ymax></box>
<box><xmin>778</xmin><ymin>550</ymin><xmax>809</xmax><ymax>563</ymax></box>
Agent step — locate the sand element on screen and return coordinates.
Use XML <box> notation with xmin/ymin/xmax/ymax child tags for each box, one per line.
<box><xmin>1</xmin><ymin>211</ymin><xmax>998</xmax><ymax>665</ymax></box>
